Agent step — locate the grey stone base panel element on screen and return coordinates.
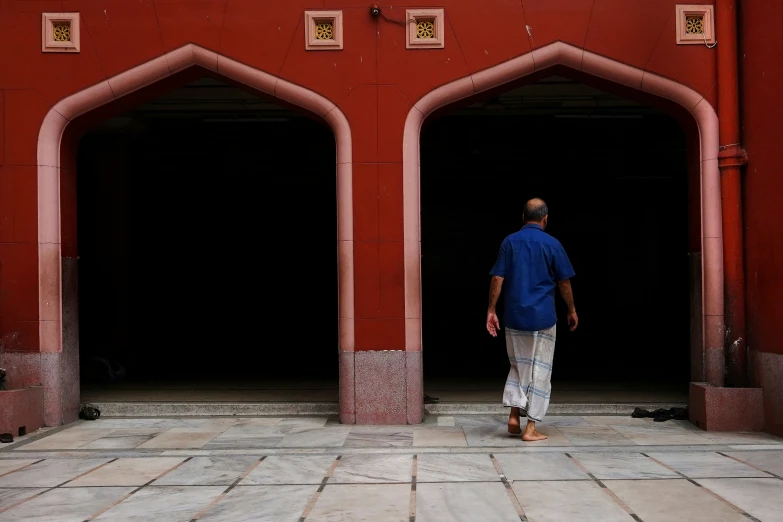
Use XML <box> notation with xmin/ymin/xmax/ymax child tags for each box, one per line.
<box><xmin>425</xmin><ymin>403</ymin><xmax>687</xmax><ymax>415</ymax></box>
<box><xmin>91</xmin><ymin>402</ymin><xmax>341</xmax><ymax>417</ymax></box>
<box><xmin>89</xmin><ymin>401</ymin><xmax>686</xmax><ymax>418</ymax></box>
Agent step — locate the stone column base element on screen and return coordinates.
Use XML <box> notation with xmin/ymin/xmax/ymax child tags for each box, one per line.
<box><xmin>689</xmin><ymin>382</ymin><xmax>764</xmax><ymax>431</ymax></box>
<box><xmin>0</xmin><ymin>387</ymin><xmax>44</xmax><ymax>435</ymax></box>
<box><xmin>339</xmin><ymin>350</ymin><xmax>423</xmax><ymax>425</ymax></box>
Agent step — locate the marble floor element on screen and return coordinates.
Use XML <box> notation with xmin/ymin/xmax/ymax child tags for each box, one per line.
<box><xmin>0</xmin><ymin>415</ymin><xmax>781</xmax><ymax>521</ymax></box>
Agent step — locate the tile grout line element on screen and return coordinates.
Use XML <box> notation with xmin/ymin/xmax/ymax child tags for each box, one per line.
<box><xmin>640</xmin><ymin>452</ymin><xmax>762</xmax><ymax>520</ymax></box>
<box><xmin>298</xmin><ymin>454</ymin><xmax>342</xmax><ymax>521</ymax></box>
<box><xmin>489</xmin><ymin>453</ymin><xmax>528</xmax><ymax>521</ymax></box>
<box><xmin>83</xmin><ymin>456</ymin><xmax>193</xmax><ymax>521</ymax></box>
<box><xmin>639</xmin><ymin>452</ymin><xmax>702</xmax><ymax>486</ymax></box>
<box><xmin>0</xmin><ymin>458</ymin><xmax>119</xmax><ymax>515</ymax></box>
<box><xmin>0</xmin><ymin>459</ymin><xmax>45</xmax><ymax>478</ymax></box>
<box><xmin>188</xmin><ymin>456</ymin><xmax>267</xmax><ymax>521</ymax></box>
<box><xmin>409</xmin><ymin>454</ymin><xmax>417</xmax><ymax>522</ymax></box>
<box><xmin>565</xmin><ymin>453</ymin><xmax>643</xmax><ymax>521</ymax></box>
<box><xmin>716</xmin><ymin>452</ymin><xmax>783</xmax><ymax>480</ymax></box>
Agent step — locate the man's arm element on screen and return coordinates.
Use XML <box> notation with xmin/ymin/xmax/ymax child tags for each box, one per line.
<box><xmin>557</xmin><ymin>279</ymin><xmax>578</xmax><ymax>331</ymax></box>
<box><xmin>486</xmin><ymin>276</ymin><xmax>504</xmax><ymax>337</ymax></box>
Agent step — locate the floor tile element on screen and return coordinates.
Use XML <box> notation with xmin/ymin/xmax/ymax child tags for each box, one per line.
<box><xmin>198</xmin><ymin>485</ymin><xmax>317</xmax><ymax>522</ymax></box>
<box><xmin>724</xmin><ymin>451</ymin><xmax>783</xmax><ymax>476</ymax></box>
<box><xmin>700</xmin><ymin>432</ymin><xmax>783</xmax><ymax>445</ymax></box>
<box><xmin>417</xmin><ymin>482</ymin><xmax>519</xmax><ymax>522</ymax></box>
<box><xmin>81</xmin><ymin>435</ymin><xmax>157</xmax><ymax>450</ymax></box>
<box><xmin>67</xmin><ymin>457</ymin><xmax>186</xmax><ymax>487</ymax></box>
<box><xmin>570</xmin><ymin>452</ymin><xmax>678</xmax><ymax>479</ymax></box>
<box><xmin>609</xmin><ymin>479</ymin><xmax>747</xmax><ymax>522</ymax></box>
<box><xmin>0</xmin><ymin>460</ymin><xmax>39</xmax><ymax>477</ymax></box>
<box><xmin>199</xmin><ymin>418</ymin><xmax>282</xmax><ymax>430</ymax></box>
<box><xmin>697</xmin><ymin>478</ymin><xmax>783</xmax><ymax>521</ymax></box>
<box><xmin>559</xmin><ymin>427</ymin><xmax>636</xmax><ymax>446</ymax></box>
<box><xmin>646</xmin><ymin>452</ymin><xmax>769</xmax><ymax>478</ymax></box>
<box><xmin>203</xmin><ymin>428</ymin><xmax>284</xmax><ymax>450</ymax></box>
<box><xmin>344</xmin><ymin>427</ymin><xmax>413</xmax><ymax>447</ymax></box>
<box><xmin>416</xmin><ymin>454</ymin><xmax>499</xmax><ymax>482</ymax></box>
<box><xmin>494</xmin><ymin>453</ymin><xmax>589</xmax><ymax>481</ymax></box>
<box><xmin>0</xmin><ymin>488</ymin><xmax>47</xmax><ymax>511</ymax></box>
<box><xmin>306</xmin><ymin>484</ymin><xmax>410</xmax><ymax>522</ymax></box>
<box><xmin>277</xmin><ymin>427</ymin><xmax>351</xmax><ymax>448</ymax></box>
<box><xmin>68</xmin><ymin>419</ymin><xmax>208</xmax><ymax>430</ymax></box>
<box><xmin>437</xmin><ymin>416</ymin><xmax>456</xmax><ymax>427</ymax></box>
<box><xmin>452</xmin><ymin>415</ymin><xmax>505</xmax><ymax>428</ymax></box>
<box><xmin>93</xmin><ymin>485</ymin><xmax>225</xmax><ymax>521</ymax></box>
<box><xmin>513</xmin><ymin>480</ymin><xmax>631</xmax><ymax>522</ymax></box>
<box><xmin>154</xmin><ymin>456</ymin><xmax>259</xmax><ymax>485</ymax></box>
<box><xmin>610</xmin><ymin>425</ymin><xmax>713</xmax><ymax>445</ymax></box>
<box><xmin>0</xmin><ymin>459</ymin><xmax>110</xmax><ymax>487</ymax></box>
<box><xmin>241</xmin><ymin>455</ymin><xmax>336</xmax><ymax>485</ymax></box>
<box><xmin>537</xmin><ymin>416</ymin><xmax>591</xmax><ymax>427</ymax></box>
<box><xmin>0</xmin><ymin>487</ymin><xmax>133</xmax><ymax>522</ymax></box>
<box><xmin>277</xmin><ymin>418</ymin><xmax>329</xmax><ymax>429</ymax></box>
<box><xmin>80</xmin><ymin>429</ymin><xmax>164</xmax><ymax>450</ymax></box>
<box><xmin>414</xmin><ymin>428</ymin><xmax>468</xmax><ymax>447</ymax></box>
<box><xmin>137</xmin><ymin>428</ymin><xmax>222</xmax><ymax>449</ymax></box>
<box><xmin>463</xmin><ymin>427</ymin><xmax>527</xmax><ymax>447</ymax></box>
<box><xmin>18</xmin><ymin>429</ymin><xmax>110</xmax><ymax>450</ymax></box>
<box><xmin>521</xmin><ymin>426</ymin><xmax>571</xmax><ymax>447</ymax></box>
<box><xmin>331</xmin><ymin>454</ymin><xmax>413</xmax><ymax>484</ymax></box>
<box><xmin>583</xmin><ymin>416</ymin><xmax>650</xmax><ymax>427</ymax></box>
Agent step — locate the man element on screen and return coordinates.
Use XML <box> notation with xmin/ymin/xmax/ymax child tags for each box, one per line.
<box><xmin>486</xmin><ymin>198</ymin><xmax>577</xmax><ymax>442</ymax></box>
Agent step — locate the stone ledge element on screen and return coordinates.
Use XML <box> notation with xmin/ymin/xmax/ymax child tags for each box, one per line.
<box><xmin>0</xmin><ymin>387</ymin><xmax>44</xmax><ymax>435</ymax></box>
<box><xmin>426</xmin><ymin>403</ymin><xmax>687</xmax><ymax>416</ymax></box>
<box><xmin>689</xmin><ymin>382</ymin><xmax>764</xmax><ymax>432</ymax></box>
<box><xmin>91</xmin><ymin>402</ymin><xmax>340</xmax><ymax>417</ymax></box>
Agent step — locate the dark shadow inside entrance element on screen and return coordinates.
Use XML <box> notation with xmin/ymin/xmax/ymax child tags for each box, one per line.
<box><xmin>77</xmin><ymin>77</ymin><xmax>338</xmax><ymax>401</ymax></box>
<box><xmin>421</xmin><ymin>76</ymin><xmax>691</xmax><ymax>403</ymax></box>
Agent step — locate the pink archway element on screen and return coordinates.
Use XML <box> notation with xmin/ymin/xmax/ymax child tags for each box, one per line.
<box><xmin>402</xmin><ymin>42</ymin><xmax>723</xmax><ymax>396</ymax></box>
<box><xmin>37</xmin><ymin>44</ymin><xmax>354</xmax><ymax>425</ymax></box>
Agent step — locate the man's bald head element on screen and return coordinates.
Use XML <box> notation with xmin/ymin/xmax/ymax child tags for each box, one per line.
<box><xmin>523</xmin><ymin>198</ymin><xmax>549</xmax><ymax>224</ymax></box>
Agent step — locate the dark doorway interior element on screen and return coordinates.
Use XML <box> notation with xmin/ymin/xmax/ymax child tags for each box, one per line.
<box><xmin>77</xmin><ymin>77</ymin><xmax>338</xmax><ymax>395</ymax></box>
<box><xmin>420</xmin><ymin>77</ymin><xmax>690</xmax><ymax>398</ymax></box>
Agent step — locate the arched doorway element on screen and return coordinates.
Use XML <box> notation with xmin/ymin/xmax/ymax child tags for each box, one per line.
<box><xmin>36</xmin><ymin>45</ymin><xmax>355</xmax><ymax>425</ymax></box>
<box><xmin>403</xmin><ymin>42</ymin><xmax>722</xmax><ymax>413</ymax></box>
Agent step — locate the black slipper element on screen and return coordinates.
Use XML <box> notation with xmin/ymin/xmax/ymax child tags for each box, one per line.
<box><xmin>653</xmin><ymin>413</ymin><xmax>674</xmax><ymax>422</ymax></box>
<box><xmin>631</xmin><ymin>407</ymin><xmax>651</xmax><ymax>418</ymax></box>
<box><xmin>0</xmin><ymin>433</ymin><xmax>13</xmax><ymax>443</ymax></box>
<box><xmin>79</xmin><ymin>404</ymin><xmax>101</xmax><ymax>421</ymax></box>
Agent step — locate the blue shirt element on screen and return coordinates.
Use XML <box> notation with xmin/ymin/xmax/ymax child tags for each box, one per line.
<box><xmin>490</xmin><ymin>224</ymin><xmax>575</xmax><ymax>331</ymax></box>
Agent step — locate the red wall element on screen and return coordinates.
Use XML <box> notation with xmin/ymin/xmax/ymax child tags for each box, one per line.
<box><xmin>0</xmin><ymin>0</ymin><xmax>718</xmax><ymax>358</ymax></box>
<box><xmin>739</xmin><ymin>0</ymin><xmax>783</xmax><ymax>436</ymax></box>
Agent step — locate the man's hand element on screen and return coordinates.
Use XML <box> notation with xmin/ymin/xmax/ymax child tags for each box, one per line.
<box><xmin>487</xmin><ymin>311</ymin><xmax>500</xmax><ymax>337</ymax></box>
<box><xmin>567</xmin><ymin>310</ymin><xmax>578</xmax><ymax>331</ymax></box>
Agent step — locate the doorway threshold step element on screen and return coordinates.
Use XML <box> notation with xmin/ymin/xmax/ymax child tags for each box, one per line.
<box><xmin>89</xmin><ymin>402</ymin><xmax>340</xmax><ymax>417</ymax></box>
<box><xmin>425</xmin><ymin>402</ymin><xmax>687</xmax><ymax>416</ymax></box>
<box><xmin>86</xmin><ymin>401</ymin><xmax>687</xmax><ymax>418</ymax></box>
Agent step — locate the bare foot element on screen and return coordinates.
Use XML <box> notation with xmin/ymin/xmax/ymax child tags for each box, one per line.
<box><xmin>522</xmin><ymin>429</ymin><xmax>548</xmax><ymax>442</ymax></box>
<box><xmin>508</xmin><ymin>407</ymin><xmax>522</xmax><ymax>435</ymax></box>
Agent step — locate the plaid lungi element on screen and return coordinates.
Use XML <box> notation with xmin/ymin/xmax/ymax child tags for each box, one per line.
<box><xmin>502</xmin><ymin>325</ymin><xmax>556</xmax><ymax>422</ymax></box>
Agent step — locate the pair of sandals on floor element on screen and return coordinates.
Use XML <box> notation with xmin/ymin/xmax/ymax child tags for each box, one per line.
<box><xmin>632</xmin><ymin>406</ymin><xmax>688</xmax><ymax>422</ymax></box>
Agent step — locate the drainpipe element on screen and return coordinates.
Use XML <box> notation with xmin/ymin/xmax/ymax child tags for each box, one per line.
<box><xmin>716</xmin><ymin>0</ymin><xmax>748</xmax><ymax>387</ymax></box>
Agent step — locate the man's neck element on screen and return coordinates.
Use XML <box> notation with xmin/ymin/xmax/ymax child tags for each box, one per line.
<box><xmin>523</xmin><ymin>221</ymin><xmax>545</xmax><ymax>228</ymax></box>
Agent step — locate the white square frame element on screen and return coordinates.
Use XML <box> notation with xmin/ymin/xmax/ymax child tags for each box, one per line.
<box><xmin>42</xmin><ymin>12</ymin><xmax>80</xmax><ymax>53</ymax></box>
<box><xmin>304</xmin><ymin>11</ymin><xmax>344</xmax><ymax>51</ymax></box>
<box><xmin>406</xmin><ymin>9</ymin><xmax>445</xmax><ymax>50</ymax></box>
<box><xmin>675</xmin><ymin>5</ymin><xmax>715</xmax><ymax>45</ymax></box>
